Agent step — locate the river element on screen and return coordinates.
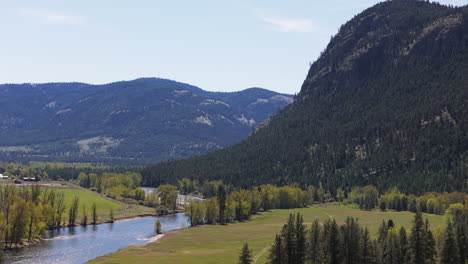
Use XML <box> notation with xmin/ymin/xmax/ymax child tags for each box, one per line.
<box><xmin>4</xmin><ymin>213</ymin><xmax>189</xmax><ymax>264</ymax></box>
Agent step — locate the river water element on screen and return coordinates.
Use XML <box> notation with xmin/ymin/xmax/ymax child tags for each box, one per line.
<box><xmin>4</xmin><ymin>213</ymin><xmax>189</xmax><ymax>264</ymax></box>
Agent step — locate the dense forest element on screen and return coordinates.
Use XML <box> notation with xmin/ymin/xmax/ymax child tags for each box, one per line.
<box><xmin>141</xmin><ymin>1</ymin><xmax>468</xmax><ymax>194</ymax></box>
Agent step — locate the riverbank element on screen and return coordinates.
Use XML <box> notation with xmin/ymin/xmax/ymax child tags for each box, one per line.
<box><xmin>3</xmin><ymin>213</ymin><xmax>190</xmax><ymax>264</ymax></box>
<box><xmin>1</xmin><ymin>183</ymin><xmax>159</xmax><ymax>250</ymax></box>
<box><xmin>88</xmin><ymin>205</ymin><xmax>445</xmax><ymax>264</ymax></box>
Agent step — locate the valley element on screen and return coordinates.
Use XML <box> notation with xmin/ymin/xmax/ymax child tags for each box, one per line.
<box><xmin>1</xmin><ymin>1</ymin><xmax>468</xmax><ymax>264</ymax></box>
<box><xmin>89</xmin><ymin>205</ymin><xmax>445</xmax><ymax>264</ymax></box>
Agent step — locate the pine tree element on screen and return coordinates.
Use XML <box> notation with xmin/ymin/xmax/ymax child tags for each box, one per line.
<box><xmin>282</xmin><ymin>214</ymin><xmax>296</xmax><ymax>264</ymax></box>
<box><xmin>361</xmin><ymin>227</ymin><xmax>377</xmax><ymax>264</ymax></box>
<box><xmin>238</xmin><ymin>243</ymin><xmax>252</xmax><ymax>264</ymax></box>
<box><xmin>398</xmin><ymin>227</ymin><xmax>409</xmax><ymax>264</ymax></box>
<box><xmin>378</xmin><ymin>220</ymin><xmax>388</xmax><ymax>243</ymax></box>
<box><xmin>439</xmin><ymin>221</ymin><xmax>460</xmax><ymax>264</ymax></box>
<box><xmin>307</xmin><ymin>219</ymin><xmax>321</xmax><ymax>264</ymax></box>
<box><xmin>383</xmin><ymin>228</ymin><xmax>400</xmax><ymax>264</ymax></box>
<box><xmin>423</xmin><ymin>219</ymin><xmax>436</xmax><ymax>264</ymax></box>
<box><xmin>452</xmin><ymin>209</ymin><xmax>467</xmax><ymax>264</ymax></box>
<box><xmin>409</xmin><ymin>212</ymin><xmax>425</xmax><ymax>264</ymax></box>
<box><xmin>269</xmin><ymin>234</ymin><xmax>284</xmax><ymax>264</ymax></box>
<box><xmin>294</xmin><ymin>213</ymin><xmax>306</xmax><ymax>264</ymax></box>
<box><xmin>322</xmin><ymin>218</ymin><xmax>341</xmax><ymax>264</ymax></box>
<box><xmin>341</xmin><ymin>217</ymin><xmax>361</xmax><ymax>264</ymax></box>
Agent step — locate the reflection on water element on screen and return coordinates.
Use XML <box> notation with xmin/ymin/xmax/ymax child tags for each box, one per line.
<box><xmin>4</xmin><ymin>213</ymin><xmax>189</xmax><ymax>264</ymax></box>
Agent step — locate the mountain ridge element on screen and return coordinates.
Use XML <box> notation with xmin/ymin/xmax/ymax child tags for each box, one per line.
<box><xmin>0</xmin><ymin>78</ymin><xmax>293</xmax><ymax>164</ymax></box>
<box><xmin>141</xmin><ymin>1</ymin><xmax>468</xmax><ymax>194</ymax></box>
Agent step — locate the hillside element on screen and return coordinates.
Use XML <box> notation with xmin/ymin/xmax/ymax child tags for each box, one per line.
<box><xmin>0</xmin><ymin>78</ymin><xmax>293</xmax><ymax>164</ymax></box>
<box><xmin>142</xmin><ymin>1</ymin><xmax>468</xmax><ymax>194</ymax></box>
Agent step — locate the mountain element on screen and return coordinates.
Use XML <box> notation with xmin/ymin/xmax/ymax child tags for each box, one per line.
<box><xmin>142</xmin><ymin>1</ymin><xmax>468</xmax><ymax>194</ymax></box>
<box><xmin>0</xmin><ymin>78</ymin><xmax>293</xmax><ymax>164</ymax></box>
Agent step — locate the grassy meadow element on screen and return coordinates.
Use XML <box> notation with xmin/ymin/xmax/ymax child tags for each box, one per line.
<box><xmin>53</xmin><ymin>187</ymin><xmax>156</xmax><ymax>222</ymax></box>
<box><xmin>89</xmin><ymin>204</ymin><xmax>446</xmax><ymax>264</ymax></box>
<box><xmin>57</xmin><ymin>188</ymin><xmax>123</xmax><ymax>216</ymax></box>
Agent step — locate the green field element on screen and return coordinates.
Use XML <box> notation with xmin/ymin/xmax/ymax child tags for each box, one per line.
<box><xmin>52</xmin><ymin>187</ymin><xmax>156</xmax><ymax>223</ymax></box>
<box><xmin>2</xmin><ymin>182</ymin><xmax>157</xmax><ymax>223</ymax></box>
<box><xmin>89</xmin><ymin>205</ymin><xmax>445</xmax><ymax>264</ymax></box>
<box><xmin>57</xmin><ymin>188</ymin><xmax>123</xmax><ymax>217</ymax></box>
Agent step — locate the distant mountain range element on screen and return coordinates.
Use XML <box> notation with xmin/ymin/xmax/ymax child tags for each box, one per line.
<box><xmin>0</xmin><ymin>78</ymin><xmax>293</xmax><ymax>164</ymax></box>
<box><xmin>142</xmin><ymin>1</ymin><xmax>468</xmax><ymax>194</ymax></box>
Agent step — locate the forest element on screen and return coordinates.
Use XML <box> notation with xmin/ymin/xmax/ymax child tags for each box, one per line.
<box><xmin>139</xmin><ymin>0</ymin><xmax>468</xmax><ymax>195</ymax></box>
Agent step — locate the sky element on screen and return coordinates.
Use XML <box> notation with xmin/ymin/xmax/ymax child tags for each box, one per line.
<box><xmin>1</xmin><ymin>0</ymin><xmax>467</xmax><ymax>94</ymax></box>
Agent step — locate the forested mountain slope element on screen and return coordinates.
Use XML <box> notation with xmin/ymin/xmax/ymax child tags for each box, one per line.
<box><xmin>142</xmin><ymin>1</ymin><xmax>468</xmax><ymax>194</ymax></box>
<box><xmin>0</xmin><ymin>78</ymin><xmax>292</xmax><ymax>164</ymax></box>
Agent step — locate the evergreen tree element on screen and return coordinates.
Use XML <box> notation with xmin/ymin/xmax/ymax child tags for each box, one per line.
<box><xmin>398</xmin><ymin>227</ymin><xmax>409</xmax><ymax>264</ymax></box>
<box><xmin>361</xmin><ymin>227</ymin><xmax>377</xmax><ymax>264</ymax></box>
<box><xmin>294</xmin><ymin>213</ymin><xmax>306</xmax><ymax>264</ymax></box>
<box><xmin>423</xmin><ymin>219</ymin><xmax>436</xmax><ymax>264</ymax></box>
<box><xmin>383</xmin><ymin>228</ymin><xmax>400</xmax><ymax>264</ymax></box>
<box><xmin>439</xmin><ymin>221</ymin><xmax>460</xmax><ymax>264</ymax></box>
<box><xmin>451</xmin><ymin>208</ymin><xmax>467</xmax><ymax>264</ymax></box>
<box><xmin>269</xmin><ymin>234</ymin><xmax>284</xmax><ymax>264</ymax></box>
<box><xmin>238</xmin><ymin>243</ymin><xmax>252</xmax><ymax>264</ymax></box>
<box><xmin>409</xmin><ymin>212</ymin><xmax>425</xmax><ymax>264</ymax></box>
<box><xmin>282</xmin><ymin>214</ymin><xmax>296</xmax><ymax>264</ymax></box>
<box><xmin>378</xmin><ymin>220</ymin><xmax>388</xmax><ymax>244</ymax></box>
<box><xmin>307</xmin><ymin>219</ymin><xmax>321</xmax><ymax>264</ymax></box>
<box><xmin>409</xmin><ymin>212</ymin><xmax>436</xmax><ymax>264</ymax></box>
<box><xmin>322</xmin><ymin>218</ymin><xmax>342</xmax><ymax>264</ymax></box>
<box><xmin>341</xmin><ymin>217</ymin><xmax>361</xmax><ymax>264</ymax></box>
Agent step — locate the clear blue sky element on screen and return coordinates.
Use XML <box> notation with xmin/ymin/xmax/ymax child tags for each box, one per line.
<box><xmin>1</xmin><ymin>0</ymin><xmax>466</xmax><ymax>94</ymax></box>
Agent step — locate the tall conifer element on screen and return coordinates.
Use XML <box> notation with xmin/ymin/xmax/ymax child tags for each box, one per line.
<box><xmin>439</xmin><ymin>221</ymin><xmax>460</xmax><ymax>264</ymax></box>
<box><xmin>238</xmin><ymin>243</ymin><xmax>252</xmax><ymax>264</ymax></box>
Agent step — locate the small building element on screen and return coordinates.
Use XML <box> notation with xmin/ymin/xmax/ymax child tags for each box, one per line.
<box><xmin>0</xmin><ymin>174</ymin><xmax>9</xmax><ymax>179</ymax></box>
<box><xmin>22</xmin><ymin>177</ymin><xmax>37</xmax><ymax>182</ymax></box>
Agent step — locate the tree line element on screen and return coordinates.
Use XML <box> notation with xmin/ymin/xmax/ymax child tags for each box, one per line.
<box><xmin>0</xmin><ymin>184</ymin><xmax>108</xmax><ymax>249</ymax></box>
<box><xmin>181</xmin><ymin>181</ymin><xmax>467</xmax><ymax>228</ymax></box>
<box><xmin>260</xmin><ymin>208</ymin><xmax>467</xmax><ymax>264</ymax></box>
<box><xmin>185</xmin><ymin>184</ymin><xmax>309</xmax><ymax>226</ymax></box>
<box><xmin>77</xmin><ymin>172</ymin><xmax>144</xmax><ymax>201</ymax></box>
<box><xmin>344</xmin><ymin>186</ymin><xmax>467</xmax><ymax>216</ymax></box>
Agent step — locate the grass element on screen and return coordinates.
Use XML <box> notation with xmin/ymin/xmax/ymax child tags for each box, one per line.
<box><xmin>1</xmin><ymin>181</ymin><xmax>157</xmax><ymax>224</ymax></box>
<box><xmin>57</xmin><ymin>188</ymin><xmax>123</xmax><ymax>217</ymax></box>
<box><xmin>53</xmin><ymin>187</ymin><xmax>156</xmax><ymax>223</ymax></box>
<box><xmin>89</xmin><ymin>205</ymin><xmax>445</xmax><ymax>264</ymax></box>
